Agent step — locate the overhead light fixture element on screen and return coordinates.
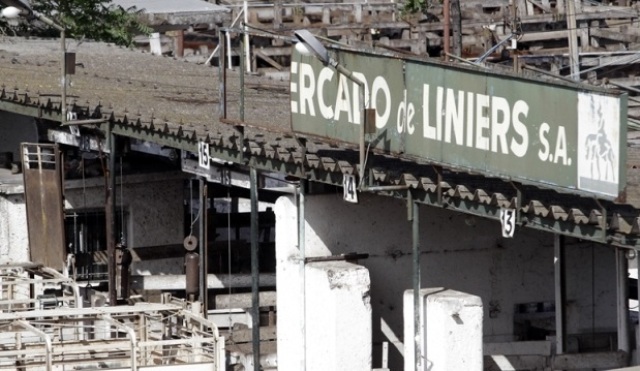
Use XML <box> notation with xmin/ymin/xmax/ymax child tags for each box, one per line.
<box><xmin>294</xmin><ymin>29</ymin><xmax>330</xmax><ymax>66</ymax></box>
<box><xmin>0</xmin><ymin>0</ymin><xmax>70</xmax><ymax>124</ymax></box>
<box><xmin>1</xmin><ymin>6</ymin><xmax>24</xmax><ymax>18</ymax></box>
<box><xmin>293</xmin><ymin>29</ymin><xmax>377</xmax><ymax>189</ymax></box>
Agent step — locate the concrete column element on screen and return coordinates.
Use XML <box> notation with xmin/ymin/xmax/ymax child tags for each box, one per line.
<box><xmin>275</xmin><ymin>196</ymin><xmax>304</xmax><ymax>371</ymax></box>
<box><xmin>617</xmin><ymin>248</ymin><xmax>630</xmax><ymax>353</ymax></box>
<box><xmin>555</xmin><ymin>234</ymin><xmax>566</xmax><ymax>354</ymax></box>
<box><xmin>404</xmin><ymin>288</ymin><xmax>483</xmax><ymax>371</ymax></box>
<box><xmin>306</xmin><ymin>261</ymin><xmax>372</xmax><ymax>371</ymax></box>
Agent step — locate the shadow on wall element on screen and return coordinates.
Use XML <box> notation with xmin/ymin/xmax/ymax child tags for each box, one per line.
<box><xmin>0</xmin><ymin>111</ymin><xmax>40</xmax><ymax>168</ymax></box>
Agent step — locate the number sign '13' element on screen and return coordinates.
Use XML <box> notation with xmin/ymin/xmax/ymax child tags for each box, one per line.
<box><xmin>500</xmin><ymin>209</ymin><xmax>516</xmax><ymax>238</ymax></box>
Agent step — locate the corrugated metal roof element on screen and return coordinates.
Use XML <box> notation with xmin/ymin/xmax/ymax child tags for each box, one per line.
<box><xmin>112</xmin><ymin>0</ymin><xmax>227</xmax><ymax>13</ymax></box>
<box><xmin>111</xmin><ymin>0</ymin><xmax>230</xmax><ymax>26</ymax></box>
<box><xmin>2</xmin><ymin>37</ymin><xmax>640</xmax><ymax>247</ymax></box>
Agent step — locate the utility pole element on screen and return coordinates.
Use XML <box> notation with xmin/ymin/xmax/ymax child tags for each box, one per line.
<box><xmin>567</xmin><ymin>0</ymin><xmax>580</xmax><ymax>80</ymax></box>
<box><xmin>450</xmin><ymin>0</ymin><xmax>462</xmax><ymax>58</ymax></box>
<box><xmin>443</xmin><ymin>0</ymin><xmax>450</xmax><ymax>59</ymax></box>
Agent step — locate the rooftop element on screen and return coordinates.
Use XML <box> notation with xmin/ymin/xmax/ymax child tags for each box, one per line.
<box><xmin>3</xmin><ymin>36</ymin><xmax>640</xmax><ymax>248</ymax></box>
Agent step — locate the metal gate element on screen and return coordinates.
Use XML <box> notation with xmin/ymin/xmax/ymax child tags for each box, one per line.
<box><xmin>21</xmin><ymin>143</ymin><xmax>65</xmax><ymax>270</ymax></box>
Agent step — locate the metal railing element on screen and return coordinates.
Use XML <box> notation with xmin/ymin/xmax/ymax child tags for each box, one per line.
<box><xmin>0</xmin><ymin>303</ymin><xmax>225</xmax><ymax>370</ymax></box>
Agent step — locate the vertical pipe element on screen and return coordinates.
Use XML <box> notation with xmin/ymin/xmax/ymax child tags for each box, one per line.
<box><xmin>554</xmin><ymin>234</ymin><xmax>566</xmax><ymax>355</ymax></box>
<box><xmin>355</xmin><ymin>81</ymin><xmax>365</xmax><ymax>187</ymax></box>
<box><xmin>250</xmin><ymin>167</ymin><xmax>260</xmax><ymax>370</ymax></box>
<box><xmin>102</xmin><ymin>315</ymin><xmax>138</xmax><ymax>371</ymax></box>
<box><xmin>244</xmin><ymin>1</ymin><xmax>251</xmax><ymax>73</ymax></box>
<box><xmin>61</xmin><ymin>28</ymin><xmax>66</xmax><ymax>124</ymax></box>
<box><xmin>637</xmin><ymin>251</ymin><xmax>640</xmax><ymax>365</ymax></box>
<box><xmin>617</xmin><ymin>248</ymin><xmax>630</xmax><ymax>353</ymax></box>
<box><xmin>411</xmin><ymin>196</ymin><xmax>421</xmax><ymax>371</ymax></box>
<box><xmin>450</xmin><ymin>0</ymin><xmax>462</xmax><ymax>58</ymax></box>
<box><xmin>567</xmin><ymin>0</ymin><xmax>580</xmax><ymax>80</ymax></box>
<box><xmin>226</xmin><ymin>31</ymin><xmax>232</xmax><ymax>69</ymax></box>
<box><xmin>17</xmin><ymin>320</ymin><xmax>52</xmax><ymax>371</ymax></box>
<box><xmin>443</xmin><ymin>0</ymin><xmax>450</xmax><ymax>59</ymax></box>
<box><xmin>107</xmin><ymin>127</ymin><xmax>117</xmax><ymax>306</ymax></box>
<box><xmin>175</xmin><ymin>30</ymin><xmax>184</xmax><ymax>58</ymax></box>
<box><xmin>199</xmin><ymin>178</ymin><xmax>209</xmax><ymax>313</ymax></box>
<box><xmin>240</xmin><ymin>36</ymin><xmax>245</xmax><ymax>122</ymax></box>
<box><xmin>218</xmin><ymin>30</ymin><xmax>227</xmax><ymax>120</ymax></box>
<box><xmin>298</xmin><ymin>180</ymin><xmax>306</xmax><ymax>370</ymax></box>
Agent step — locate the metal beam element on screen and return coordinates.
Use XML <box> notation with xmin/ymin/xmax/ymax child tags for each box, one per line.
<box><xmin>107</xmin><ymin>126</ymin><xmax>117</xmax><ymax>305</ymax></box>
<box><xmin>617</xmin><ymin>248</ymin><xmax>630</xmax><ymax>354</ymax></box>
<box><xmin>298</xmin><ymin>180</ymin><xmax>307</xmax><ymax>371</ymax></box>
<box><xmin>554</xmin><ymin>234</ymin><xmax>566</xmax><ymax>355</ymax></box>
<box><xmin>129</xmin><ymin>273</ymin><xmax>276</xmax><ymax>291</ymax></box>
<box><xmin>199</xmin><ymin>177</ymin><xmax>209</xmax><ymax>312</ymax></box>
<box><xmin>250</xmin><ymin>167</ymin><xmax>261</xmax><ymax>369</ymax></box>
<box><xmin>0</xmin><ymin>99</ymin><xmax>61</xmax><ymax>121</ymax></box>
<box><xmin>410</xmin><ymin>195</ymin><xmax>421</xmax><ymax>371</ymax></box>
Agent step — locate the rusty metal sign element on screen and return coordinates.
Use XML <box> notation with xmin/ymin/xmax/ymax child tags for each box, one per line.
<box><xmin>21</xmin><ymin>143</ymin><xmax>66</xmax><ymax>270</ymax></box>
<box><xmin>290</xmin><ymin>46</ymin><xmax>628</xmax><ymax>199</ymax></box>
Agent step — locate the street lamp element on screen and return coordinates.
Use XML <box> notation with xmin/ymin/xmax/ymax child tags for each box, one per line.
<box><xmin>294</xmin><ymin>30</ymin><xmax>373</xmax><ymax>188</ymax></box>
<box><xmin>0</xmin><ymin>0</ymin><xmax>69</xmax><ymax>124</ymax></box>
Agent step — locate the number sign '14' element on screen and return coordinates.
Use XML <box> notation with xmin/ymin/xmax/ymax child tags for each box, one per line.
<box><xmin>343</xmin><ymin>174</ymin><xmax>358</xmax><ymax>203</ymax></box>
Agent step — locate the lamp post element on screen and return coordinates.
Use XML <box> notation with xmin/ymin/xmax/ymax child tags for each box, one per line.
<box><xmin>0</xmin><ymin>0</ymin><xmax>68</xmax><ymax>124</ymax></box>
<box><xmin>294</xmin><ymin>30</ymin><xmax>370</xmax><ymax>188</ymax></box>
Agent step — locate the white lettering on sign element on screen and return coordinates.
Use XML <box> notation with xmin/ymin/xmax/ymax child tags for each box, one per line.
<box><xmin>291</xmin><ymin>61</ymin><xmax>579</xmax><ymax>167</ymax></box>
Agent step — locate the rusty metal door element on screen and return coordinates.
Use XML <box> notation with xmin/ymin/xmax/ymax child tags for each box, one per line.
<box><xmin>21</xmin><ymin>143</ymin><xmax>66</xmax><ymax>270</ymax></box>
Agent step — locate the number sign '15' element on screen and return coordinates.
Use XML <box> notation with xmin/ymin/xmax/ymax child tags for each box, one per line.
<box><xmin>290</xmin><ymin>46</ymin><xmax>628</xmax><ymax>200</ymax></box>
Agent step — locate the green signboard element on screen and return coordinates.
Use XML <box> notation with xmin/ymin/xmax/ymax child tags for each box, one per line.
<box><xmin>290</xmin><ymin>46</ymin><xmax>628</xmax><ymax>199</ymax></box>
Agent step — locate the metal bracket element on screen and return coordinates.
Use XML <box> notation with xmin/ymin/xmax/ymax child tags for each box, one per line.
<box><xmin>434</xmin><ymin>166</ymin><xmax>444</xmax><ymax>206</ymax></box>
<box><xmin>232</xmin><ymin>125</ymin><xmax>245</xmax><ymax>163</ymax></box>
<box><xmin>305</xmin><ymin>253</ymin><xmax>369</xmax><ymax>264</ymax></box>
<box><xmin>509</xmin><ymin>181</ymin><xmax>523</xmax><ymax>225</ymax></box>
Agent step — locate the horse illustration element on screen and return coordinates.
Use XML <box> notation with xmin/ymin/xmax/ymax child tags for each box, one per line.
<box><xmin>584</xmin><ymin>111</ymin><xmax>615</xmax><ymax>182</ymax></box>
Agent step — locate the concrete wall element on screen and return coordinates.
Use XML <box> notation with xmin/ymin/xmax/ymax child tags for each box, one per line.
<box><xmin>0</xmin><ymin>112</ymin><xmax>38</xmax><ymax>161</ymax></box>
<box><xmin>275</xmin><ymin>193</ymin><xmax>617</xmax><ymax>370</ymax></box>
<box><xmin>0</xmin><ymin>172</ymin><xmax>186</xmax><ymax>275</ymax></box>
<box><xmin>0</xmin><ymin>188</ymin><xmax>29</xmax><ymax>263</ymax></box>
<box><xmin>64</xmin><ymin>172</ymin><xmax>186</xmax><ymax>275</ymax></box>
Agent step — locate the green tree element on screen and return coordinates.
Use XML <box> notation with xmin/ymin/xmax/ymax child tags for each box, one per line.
<box><xmin>3</xmin><ymin>0</ymin><xmax>151</xmax><ymax>46</ymax></box>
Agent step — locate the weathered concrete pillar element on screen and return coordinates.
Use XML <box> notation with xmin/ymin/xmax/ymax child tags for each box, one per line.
<box><xmin>306</xmin><ymin>261</ymin><xmax>372</xmax><ymax>370</ymax></box>
<box><xmin>276</xmin><ymin>195</ymin><xmax>372</xmax><ymax>371</ymax></box>
<box><xmin>404</xmin><ymin>288</ymin><xmax>483</xmax><ymax>371</ymax></box>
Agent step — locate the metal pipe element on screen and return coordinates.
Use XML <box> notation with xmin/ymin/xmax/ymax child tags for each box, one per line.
<box><xmin>107</xmin><ymin>127</ymin><xmax>117</xmax><ymax>306</ymax></box>
<box><xmin>443</xmin><ymin>0</ymin><xmax>450</xmax><ymax>59</ymax></box>
<box><xmin>198</xmin><ymin>178</ymin><xmax>208</xmax><ymax>312</ymax></box>
<box><xmin>226</xmin><ymin>30</ymin><xmax>233</xmax><ymax>69</ymax></box>
<box><xmin>616</xmin><ymin>248</ymin><xmax>630</xmax><ymax>353</ymax></box>
<box><xmin>521</xmin><ymin>64</ymin><xmax>578</xmax><ymax>84</ymax></box>
<box><xmin>566</xmin><ymin>0</ymin><xmax>580</xmax><ymax>80</ymax></box>
<box><xmin>61</xmin><ymin>28</ymin><xmax>66</xmax><ymax>124</ymax></box>
<box><xmin>219</xmin><ymin>29</ymin><xmax>227</xmax><ymax>120</ymax></box>
<box><xmin>364</xmin><ymin>185</ymin><xmax>410</xmax><ymax>192</ymax></box>
<box><xmin>101</xmin><ymin>315</ymin><xmax>138</xmax><ymax>371</ymax></box>
<box><xmin>244</xmin><ymin>1</ymin><xmax>251</xmax><ymax>73</ymax></box>
<box><xmin>16</xmin><ymin>320</ymin><xmax>52</xmax><ymax>371</ymax></box>
<box><xmin>450</xmin><ymin>0</ymin><xmax>461</xmax><ymax>58</ymax></box>
<box><xmin>298</xmin><ymin>180</ymin><xmax>306</xmax><ymax>370</ymax></box>
<box><xmin>411</xmin><ymin>195</ymin><xmax>421</xmax><ymax>371</ymax></box>
<box><xmin>250</xmin><ymin>167</ymin><xmax>260</xmax><ymax>369</ymax></box>
<box><xmin>240</xmin><ymin>35</ymin><xmax>245</xmax><ymax>122</ymax></box>
<box><xmin>554</xmin><ymin>234</ymin><xmax>566</xmax><ymax>355</ymax></box>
